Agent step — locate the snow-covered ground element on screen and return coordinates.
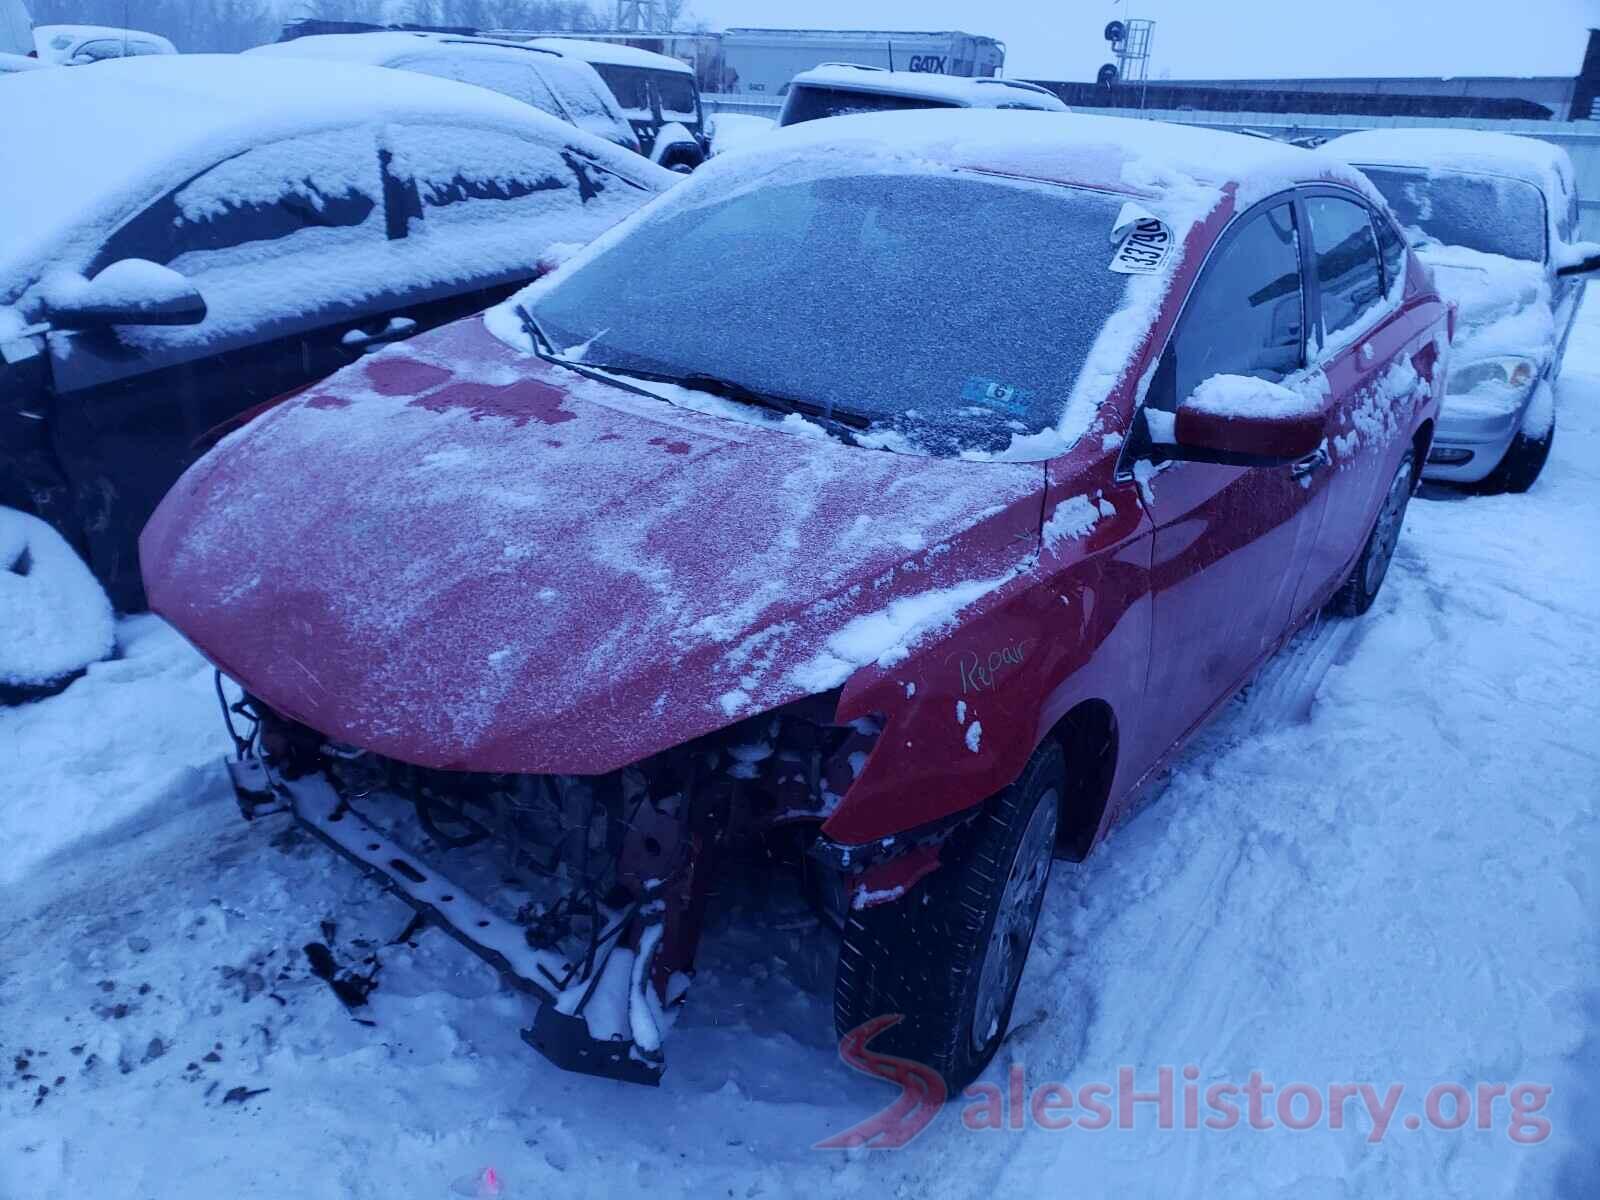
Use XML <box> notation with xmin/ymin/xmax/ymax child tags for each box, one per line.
<box><xmin>5</xmin><ymin>299</ymin><xmax>1599</xmax><ymax>1198</ymax></box>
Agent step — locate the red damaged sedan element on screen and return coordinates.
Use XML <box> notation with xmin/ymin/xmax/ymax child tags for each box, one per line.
<box><xmin>142</xmin><ymin>111</ymin><xmax>1446</xmax><ymax>1091</ymax></box>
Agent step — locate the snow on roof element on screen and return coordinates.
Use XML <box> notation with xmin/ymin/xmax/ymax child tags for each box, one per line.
<box><xmin>0</xmin><ymin>53</ymin><xmax>609</xmax><ymax>298</ymax></box>
<box><xmin>245</xmin><ymin>31</ymin><xmax>558</xmax><ymax>67</ymax></box>
<box><xmin>33</xmin><ymin>24</ymin><xmax>176</xmax><ymax>61</ymax></box>
<box><xmin>528</xmin><ymin>36</ymin><xmax>693</xmax><ymax>74</ymax></box>
<box><xmin>1326</xmin><ymin>129</ymin><xmax>1575</xmax><ymax>199</ymax></box>
<box><xmin>791</xmin><ymin>65</ymin><xmax>1066</xmax><ymax>110</ymax></box>
<box><xmin>728</xmin><ymin>107</ymin><xmax>1369</xmax><ymax>204</ymax></box>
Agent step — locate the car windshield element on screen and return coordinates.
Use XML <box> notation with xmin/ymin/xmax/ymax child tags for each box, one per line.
<box><xmin>529</xmin><ymin>171</ymin><xmax>1140</xmax><ymax>457</ymax></box>
<box><xmin>781</xmin><ymin>84</ymin><xmax>955</xmax><ymax>126</ymax></box>
<box><xmin>1359</xmin><ymin>165</ymin><xmax>1547</xmax><ymax>262</ymax></box>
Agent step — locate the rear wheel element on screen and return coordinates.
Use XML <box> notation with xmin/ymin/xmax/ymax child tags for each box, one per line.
<box><xmin>833</xmin><ymin>741</ymin><xmax>1063</xmax><ymax>1091</ymax></box>
<box><xmin>1331</xmin><ymin>452</ymin><xmax>1413</xmax><ymax>617</ymax></box>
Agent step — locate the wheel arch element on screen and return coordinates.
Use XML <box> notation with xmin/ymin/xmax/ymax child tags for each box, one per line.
<box><xmin>1411</xmin><ymin>418</ymin><xmax>1434</xmax><ymax>485</ymax></box>
<box><xmin>1042</xmin><ymin>697</ymin><xmax>1119</xmax><ymax>861</ymax></box>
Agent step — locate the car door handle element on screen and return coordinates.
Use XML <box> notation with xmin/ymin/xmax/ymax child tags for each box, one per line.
<box><xmin>341</xmin><ymin>316</ymin><xmax>418</xmax><ymax>351</ymax></box>
<box><xmin>1290</xmin><ymin>448</ymin><xmax>1329</xmax><ymax>479</ymax></box>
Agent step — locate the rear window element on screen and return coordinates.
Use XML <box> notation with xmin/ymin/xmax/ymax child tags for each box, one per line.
<box><xmin>779</xmin><ymin>84</ymin><xmax>955</xmax><ymax>127</ymax></box>
<box><xmin>1360</xmin><ymin>166</ymin><xmax>1547</xmax><ymax>263</ymax></box>
<box><xmin>528</xmin><ymin>172</ymin><xmax>1145</xmax><ymax>458</ymax></box>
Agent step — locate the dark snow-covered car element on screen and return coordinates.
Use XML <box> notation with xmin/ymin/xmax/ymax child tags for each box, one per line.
<box><xmin>245</xmin><ymin>32</ymin><xmax>643</xmax><ymax>156</ymax></box>
<box><xmin>523</xmin><ymin>37</ymin><xmax>710</xmax><ymax>171</ymax></box>
<box><xmin>1330</xmin><ymin>129</ymin><xmax>1600</xmax><ymax>491</ymax></box>
<box><xmin>145</xmin><ymin>111</ymin><xmax>1445</xmax><ymax>1091</ymax></box>
<box><xmin>0</xmin><ymin>53</ymin><xmax>667</xmax><ymax>693</ymax></box>
<box><xmin>779</xmin><ymin>64</ymin><xmax>1068</xmax><ymax>126</ymax></box>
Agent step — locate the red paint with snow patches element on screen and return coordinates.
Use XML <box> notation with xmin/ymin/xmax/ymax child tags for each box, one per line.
<box><xmin>141</xmin><ymin>111</ymin><xmax>1446</xmax><ymax>1091</ymax></box>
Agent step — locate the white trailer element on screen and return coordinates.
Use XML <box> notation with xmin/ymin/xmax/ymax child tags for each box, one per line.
<box><xmin>718</xmin><ymin>28</ymin><xmax>1004</xmax><ymax>96</ymax></box>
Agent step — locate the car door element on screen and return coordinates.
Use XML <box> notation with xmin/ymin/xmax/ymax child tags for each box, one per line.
<box><xmin>379</xmin><ymin>120</ymin><xmax>658</xmax><ymax>306</ymax></box>
<box><xmin>1131</xmin><ymin>196</ymin><xmax>1330</xmax><ymax>751</ymax></box>
<box><xmin>44</xmin><ymin>126</ymin><xmax>413</xmax><ymax>608</ymax></box>
<box><xmin>1294</xmin><ymin>190</ymin><xmax>1418</xmax><ymax>611</ymax></box>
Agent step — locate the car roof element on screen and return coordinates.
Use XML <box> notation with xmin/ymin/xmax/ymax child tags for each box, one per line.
<box><xmin>1325</xmin><ymin>128</ymin><xmax>1574</xmax><ymax>200</ymax></box>
<box><xmin>0</xmin><ymin>53</ymin><xmax>652</xmax><ymax>298</ymax></box>
<box><xmin>246</xmin><ymin>31</ymin><xmax>563</xmax><ymax>67</ymax></box>
<box><xmin>735</xmin><ymin>107</ymin><xmax>1370</xmax><ymax>205</ymax></box>
<box><xmin>790</xmin><ymin>65</ymin><xmax>1067</xmax><ymax>111</ymax></box>
<box><xmin>34</xmin><ymin>23</ymin><xmax>176</xmax><ymax>59</ymax></box>
<box><xmin>525</xmin><ymin>36</ymin><xmax>694</xmax><ymax>75</ymax></box>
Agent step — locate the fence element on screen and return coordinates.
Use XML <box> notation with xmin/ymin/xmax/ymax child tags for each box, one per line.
<box><xmin>702</xmin><ymin>94</ymin><xmax>1600</xmax><ymax>239</ymax></box>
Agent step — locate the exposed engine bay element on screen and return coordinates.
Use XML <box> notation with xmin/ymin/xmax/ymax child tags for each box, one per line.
<box><xmin>220</xmin><ymin>679</ymin><xmax>952</xmax><ymax>1084</ymax></box>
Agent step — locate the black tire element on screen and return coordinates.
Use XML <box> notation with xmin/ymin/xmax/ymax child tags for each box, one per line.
<box><xmin>1479</xmin><ymin>423</ymin><xmax>1554</xmax><ymax>495</ymax></box>
<box><xmin>1331</xmin><ymin>452</ymin><xmax>1414</xmax><ymax>617</ymax></box>
<box><xmin>833</xmin><ymin>740</ymin><xmax>1064</xmax><ymax>1093</ymax></box>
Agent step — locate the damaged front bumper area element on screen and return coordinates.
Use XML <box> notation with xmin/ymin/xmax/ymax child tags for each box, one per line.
<box><xmin>218</xmin><ymin>680</ymin><xmax>905</xmax><ymax>1086</ymax></box>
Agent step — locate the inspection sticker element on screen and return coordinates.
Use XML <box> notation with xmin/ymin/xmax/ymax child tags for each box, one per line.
<box><xmin>1110</xmin><ymin>216</ymin><xmax>1174</xmax><ymax>275</ymax></box>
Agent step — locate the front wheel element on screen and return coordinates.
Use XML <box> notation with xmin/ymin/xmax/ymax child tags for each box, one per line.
<box><xmin>833</xmin><ymin>741</ymin><xmax>1063</xmax><ymax>1092</ymax></box>
<box><xmin>1331</xmin><ymin>452</ymin><xmax>1413</xmax><ymax>617</ymax></box>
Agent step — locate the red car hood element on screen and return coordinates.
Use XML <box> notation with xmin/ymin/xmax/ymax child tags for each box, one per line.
<box><xmin>143</xmin><ymin>317</ymin><xmax>1043</xmax><ymax>774</ymax></box>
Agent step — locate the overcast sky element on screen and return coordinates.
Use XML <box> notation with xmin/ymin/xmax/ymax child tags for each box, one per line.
<box><xmin>688</xmin><ymin>0</ymin><xmax>1599</xmax><ymax>82</ymax></box>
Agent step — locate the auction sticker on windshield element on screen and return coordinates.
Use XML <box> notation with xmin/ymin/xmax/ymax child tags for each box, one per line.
<box><xmin>1110</xmin><ymin>217</ymin><xmax>1174</xmax><ymax>275</ymax></box>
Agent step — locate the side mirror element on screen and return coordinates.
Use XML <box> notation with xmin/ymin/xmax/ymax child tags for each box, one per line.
<box><xmin>42</xmin><ymin>260</ymin><xmax>207</xmax><ymax>330</ymax></box>
<box><xmin>1162</xmin><ymin>374</ymin><xmax>1326</xmax><ymax>466</ymax></box>
<box><xmin>1556</xmin><ymin>254</ymin><xmax>1600</xmax><ymax>278</ymax></box>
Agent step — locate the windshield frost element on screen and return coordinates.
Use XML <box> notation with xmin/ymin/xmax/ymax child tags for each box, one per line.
<box><xmin>530</xmin><ymin>172</ymin><xmax>1138</xmax><ymax>457</ymax></box>
<box><xmin>1360</xmin><ymin>166</ymin><xmax>1546</xmax><ymax>263</ymax></box>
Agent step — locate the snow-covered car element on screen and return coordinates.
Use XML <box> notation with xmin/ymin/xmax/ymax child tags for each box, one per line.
<box><xmin>245</xmin><ymin>32</ymin><xmax>643</xmax><ymax>156</ymax></box>
<box><xmin>519</xmin><ymin>37</ymin><xmax>710</xmax><ymax>171</ymax></box>
<box><xmin>143</xmin><ymin>111</ymin><xmax>1445</xmax><ymax>1091</ymax></box>
<box><xmin>33</xmin><ymin>24</ymin><xmax>176</xmax><ymax>65</ymax></box>
<box><xmin>778</xmin><ymin>64</ymin><xmax>1068</xmax><ymax>126</ymax></box>
<box><xmin>1329</xmin><ymin>129</ymin><xmax>1600</xmax><ymax>490</ymax></box>
<box><xmin>0</xmin><ymin>53</ymin><xmax>669</xmax><ymax>691</ymax></box>
<box><xmin>0</xmin><ymin>49</ymin><xmax>44</xmax><ymax>73</ymax></box>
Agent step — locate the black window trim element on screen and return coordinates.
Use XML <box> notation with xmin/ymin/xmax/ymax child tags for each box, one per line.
<box><xmin>1296</xmin><ymin>182</ymin><xmax>1400</xmax><ymax>350</ymax></box>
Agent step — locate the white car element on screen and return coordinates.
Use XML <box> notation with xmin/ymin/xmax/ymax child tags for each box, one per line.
<box><xmin>778</xmin><ymin>64</ymin><xmax>1068</xmax><ymax>127</ymax></box>
<box><xmin>1329</xmin><ymin>129</ymin><xmax>1600</xmax><ymax>491</ymax></box>
<box><xmin>247</xmin><ymin>32</ymin><xmax>642</xmax><ymax>156</ymax></box>
<box><xmin>33</xmin><ymin>24</ymin><xmax>176</xmax><ymax>65</ymax></box>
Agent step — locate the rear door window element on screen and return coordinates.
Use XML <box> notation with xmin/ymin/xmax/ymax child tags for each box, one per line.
<box><xmin>780</xmin><ymin>84</ymin><xmax>953</xmax><ymax>126</ymax></box>
<box><xmin>1305</xmin><ymin>196</ymin><xmax>1385</xmax><ymax>345</ymax></box>
<box><xmin>655</xmin><ymin>71</ymin><xmax>699</xmax><ymax>120</ymax></box>
<box><xmin>1373</xmin><ymin>211</ymin><xmax>1407</xmax><ymax>295</ymax></box>
<box><xmin>592</xmin><ymin>64</ymin><xmax>653</xmax><ymax>115</ymax></box>
<box><xmin>1164</xmin><ymin>201</ymin><xmax>1305</xmax><ymax>406</ymax></box>
<box><xmin>386</xmin><ymin>123</ymin><xmax>651</xmax><ymax>284</ymax></box>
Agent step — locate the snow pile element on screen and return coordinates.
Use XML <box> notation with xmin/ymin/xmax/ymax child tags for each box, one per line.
<box><xmin>0</xmin><ymin>508</ymin><xmax>114</xmax><ymax>691</ymax></box>
<box><xmin>1042</xmin><ymin>493</ymin><xmax>1115</xmax><ymax>549</ymax></box>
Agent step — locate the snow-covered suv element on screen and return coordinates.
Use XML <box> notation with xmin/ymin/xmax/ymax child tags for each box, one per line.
<box><xmin>1330</xmin><ymin>129</ymin><xmax>1600</xmax><ymax>491</ymax></box>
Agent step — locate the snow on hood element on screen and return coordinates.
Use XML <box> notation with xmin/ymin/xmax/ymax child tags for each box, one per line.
<box><xmin>1416</xmin><ymin>242</ymin><xmax>1555</xmax><ymax>366</ymax></box>
<box><xmin>142</xmin><ymin>318</ymin><xmax>1044</xmax><ymax>775</ymax></box>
